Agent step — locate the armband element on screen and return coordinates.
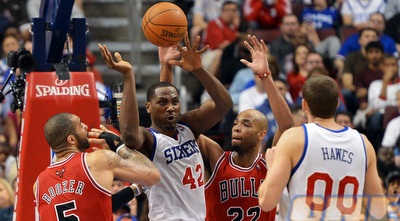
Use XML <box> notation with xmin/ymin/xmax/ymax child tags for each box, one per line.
<box><xmin>257</xmin><ymin>71</ymin><xmax>271</xmax><ymax>79</ymax></box>
<box><xmin>131</xmin><ymin>183</ymin><xmax>142</xmax><ymax>196</ymax></box>
<box><xmin>111</xmin><ymin>186</ymin><xmax>135</xmax><ymax>212</ymax></box>
<box><xmin>98</xmin><ymin>131</ymin><xmax>123</xmax><ymax>152</ymax></box>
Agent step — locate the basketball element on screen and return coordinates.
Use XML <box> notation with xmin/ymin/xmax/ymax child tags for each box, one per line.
<box><xmin>142</xmin><ymin>2</ymin><xmax>188</xmax><ymax>47</ymax></box>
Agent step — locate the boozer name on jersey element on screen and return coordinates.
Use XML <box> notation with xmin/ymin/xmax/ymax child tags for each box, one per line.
<box><xmin>36</xmin><ymin>153</ymin><xmax>113</xmax><ymax>221</ymax></box>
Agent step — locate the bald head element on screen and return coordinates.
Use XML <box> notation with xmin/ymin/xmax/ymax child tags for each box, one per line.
<box><xmin>238</xmin><ymin>109</ymin><xmax>268</xmax><ymax>131</ymax></box>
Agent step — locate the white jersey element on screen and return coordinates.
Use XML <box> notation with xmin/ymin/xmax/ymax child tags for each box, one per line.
<box><xmin>144</xmin><ymin>123</ymin><xmax>206</xmax><ymax>221</ymax></box>
<box><xmin>279</xmin><ymin>123</ymin><xmax>367</xmax><ymax>221</ymax></box>
<box><xmin>340</xmin><ymin>0</ymin><xmax>385</xmax><ymax>25</ymax></box>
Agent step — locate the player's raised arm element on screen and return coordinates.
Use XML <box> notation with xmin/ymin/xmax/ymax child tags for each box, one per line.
<box><xmin>240</xmin><ymin>35</ymin><xmax>293</xmax><ymax>146</ymax></box>
<box><xmin>169</xmin><ymin>34</ymin><xmax>233</xmax><ymax>135</ymax></box>
<box><xmin>159</xmin><ymin>45</ymin><xmax>180</xmax><ymax>82</ymax></box>
<box><xmin>98</xmin><ymin>44</ymin><xmax>145</xmax><ymax>150</ymax></box>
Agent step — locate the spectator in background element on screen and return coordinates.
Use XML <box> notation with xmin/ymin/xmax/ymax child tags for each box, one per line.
<box><xmin>335</xmin><ymin>13</ymin><xmax>397</xmax><ymax>78</ymax></box>
<box><xmin>355</xmin><ymin>41</ymin><xmax>385</xmax><ymax>111</ymax></box>
<box><xmin>341</xmin><ymin>27</ymin><xmax>378</xmax><ymax>115</ymax></box>
<box><xmin>229</xmin><ymin>68</ymin><xmax>256</xmax><ymax>112</ymax></box>
<box><xmin>269</xmin><ymin>14</ymin><xmax>299</xmax><ymax>73</ymax></box>
<box><xmin>26</xmin><ymin>0</ymin><xmax>85</xmax><ymax>20</ymax></box>
<box><xmin>203</xmin><ymin>1</ymin><xmax>239</xmax><ymax>50</ymax></box>
<box><xmin>281</xmin><ymin>26</ymin><xmax>315</xmax><ymax>75</ymax></box>
<box><xmin>384</xmin><ymin>12</ymin><xmax>400</xmax><ymax>55</ymax></box>
<box><xmin>0</xmin><ymin>33</ymin><xmax>22</xmax><ymax>144</ymax></box>
<box><xmin>337</xmin><ymin>13</ymin><xmax>397</xmax><ymax>61</ymax></box>
<box><xmin>384</xmin><ymin>0</ymin><xmax>400</xmax><ymax>21</ymax></box>
<box><xmin>376</xmin><ymin>147</ymin><xmax>396</xmax><ymax>185</ymax></box>
<box><xmin>0</xmin><ymin>178</ymin><xmax>14</xmax><ymax>221</ymax></box>
<box><xmin>385</xmin><ymin>171</ymin><xmax>400</xmax><ymax>219</ymax></box>
<box><xmin>190</xmin><ymin>0</ymin><xmax>228</xmax><ymax>42</ymax></box>
<box><xmin>304</xmin><ymin>52</ymin><xmax>325</xmax><ymax>74</ymax></box>
<box><xmin>203</xmin><ymin>1</ymin><xmax>239</xmax><ymax>77</ymax></box>
<box><xmin>340</xmin><ymin>0</ymin><xmax>386</xmax><ymax>30</ymax></box>
<box><xmin>0</xmin><ymin>33</ymin><xmax>19</xmax><ymax>87</ymax></box>
<box><xmin>365</xmin><ymin>55</ymin><xmax>400</xmax><ymax>149</ymax></box>
<box><xmin>300</xmin><ymin>0</ymin><xmax>341</xmax><ymax>61</ymax></box>
<box><xmin>301</xmin><ymin>0</ymin><xmax>340</xmax><ymax>30</ymax></box>
<box><xmin>242</xmin><ymin>0</ymin><xmax>292</xmax><ymax>29</ymax></box>
<box><xmin>0</xmin><ymin>142</ymin><xmax>17</xmax><ymax>185</ymax></box>
<box><xmin>0</xmin><ymin>0</ymin><xmax>29</xmax><ymax>32</ymax></box>
<box><xmin>335</xmin><ymin>110</ymin><xmax>354</xmax><ymax>128</ymax></box>
<box><xmin>3</xmin><ymin>109</ymin><xmax>21</xmax><ymax>156</ymax></box>
<box><xmin>219</xmin><ymin>20</ymin><xmax>253</xmax><ymax>88</ymax></box>
<box><xmin>287</xmin><ymin>44</ymin><xmax>311</xmax><ymax>101</ymax></box>
<box><xmin>381</xmin><ymin>90</ymin><xmax>400</xmax><ymax>149</ymax></box>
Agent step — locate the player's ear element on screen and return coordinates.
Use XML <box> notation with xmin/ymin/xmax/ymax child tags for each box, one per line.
<box><xmin>258</xmin><ymin>130</ymin><xmax>267</xmax><ymax>141</ymax></box>
<box><xmin>146</xmin><ymin>102</ymin><xmax>151</xmax><ymax>113</ymax></box>
<box><xmin>302</xmin><ymin>99</ymin><xmax>309</xmax><ymax>116</ymax></box>
<box><xmin>67</xmin><ymin>134</ymin><xmax>76</xmax><ymax>145</ymax></box>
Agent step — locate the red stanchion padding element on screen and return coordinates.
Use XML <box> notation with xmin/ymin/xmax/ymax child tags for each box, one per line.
<box><xmin>13</xmin><ymin>72</ymin><xmax>101</xmax><ymax>221</ymax></box>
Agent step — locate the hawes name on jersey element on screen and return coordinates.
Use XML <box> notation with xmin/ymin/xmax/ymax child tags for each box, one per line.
<box><xmin>41</xmin><ymin>180</ymin><xmax>85</xmax><ymax>204</ymax></box>
<box><xmin>321</xmin><ymin>147</ymin><xmax>354</xmax><ymax>164</ymax></box>
<box><xmin>164</xmin><ymin>139</ymin><xmax>200</xmax><ymax>165</ymax></box>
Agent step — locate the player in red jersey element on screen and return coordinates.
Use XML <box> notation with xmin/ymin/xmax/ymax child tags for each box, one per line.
<box><xmin>159</xmin><ymin>35</ymin><xmax>293</xmax><ymax>221</ymax></box>
<box><xmin>34</xmin><ymin>113</ymin><xmax>160</xmax><ymax>221</ymax></box>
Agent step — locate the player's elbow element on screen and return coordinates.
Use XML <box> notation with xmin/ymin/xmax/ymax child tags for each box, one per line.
<box><xmin>258</xmin><ymin>196</ymin><xmax>275</xmax><ymax>212</ymax></box>
<box><xmin>367</xmin><ymin>198</ymin><xmax>388</xmax><ymax>220</ymax></box>
<box><xmin>218</xmin><ymin>94</ymin><xmax>233</xmax><ymax>114</ymax></box>
<box><xmin>147</xmin><ymin>169</ymin><xmax>161</xmax><ymax>186</ymax></box>
<box><xmin>120</xmin><ymin>132</ymin><xmax>144</xmax><ymax>150</ymax></box>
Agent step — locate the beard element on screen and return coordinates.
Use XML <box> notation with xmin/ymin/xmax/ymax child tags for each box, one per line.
<box><xmin>231</xmin><ymin>144</ymin><xmax>240</xmax><ymax>152</ymax></box>
<box><xmin>76</xmin><ymin>135</ymin><xmax>90</xmax><ymax>152</ymax></box>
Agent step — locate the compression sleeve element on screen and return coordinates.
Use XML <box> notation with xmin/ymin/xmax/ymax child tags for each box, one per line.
<box><xmin>111</xmin><ymin>186</ymin><xmax>135</xmax><ymax>212</ymax></box>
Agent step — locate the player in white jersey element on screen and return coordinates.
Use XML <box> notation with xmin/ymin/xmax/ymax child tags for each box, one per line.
<box><xmin>146</xmin><ymin>124</ymin><xmax>205</xmax><ymax>220</ymax></box>
<box><xmin>98</xmin><ymin>34</ymin><xmax>232</xmax><ymax>220</ymax></box>
<box><xmin>258</xmin><ymin>75</ymin><xmax>387</xmax><ymax>220</ymax></box>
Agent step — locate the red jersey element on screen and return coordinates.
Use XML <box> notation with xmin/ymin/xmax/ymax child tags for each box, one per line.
<box><xmin>204</xmin><ymin>17</ymin><xmax>238</xmax><ymax>50</ymax></box>
<box><xmin>243</xmin><ymin>0</ymin><xmax>292</xmax><ymax>28</ymax></box>
<box><xmin>36</xmin><ymin>153</ymin><xmax>113</xmax><ymax>221</ymax></box>
<box><xmin>287</xmin><ymin>71</ymin><xmax>307</xmax><ymax>102</ymax></box>
<box><xmin>205</xmin><ymin>152</ymin><xmax>276</xmax><ymax>221</ymax></box>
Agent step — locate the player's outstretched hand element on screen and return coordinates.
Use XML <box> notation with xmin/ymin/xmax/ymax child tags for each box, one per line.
<box><xmin>98</xmin><ymin>44</ymin><xmax>133</xmax><ymax>76</ymax></box>
<box><xmin>240</xmin><ymin>35</ymin><xmax>270</xmax><ymax>76</ymax></box>
<box><xmin>89</xmin><ymin>125</ymin><xmax>121</xmax><ymax>151</ymax></box>
<box><xmin>169</xmin><ymin>32</ymin><xmax>209</xmax><ymax>72</ymax></box>
<box><xmin>159</xmin><ymin>45</ymin><xmax>180</xmax><ymax>64</ymax></box>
